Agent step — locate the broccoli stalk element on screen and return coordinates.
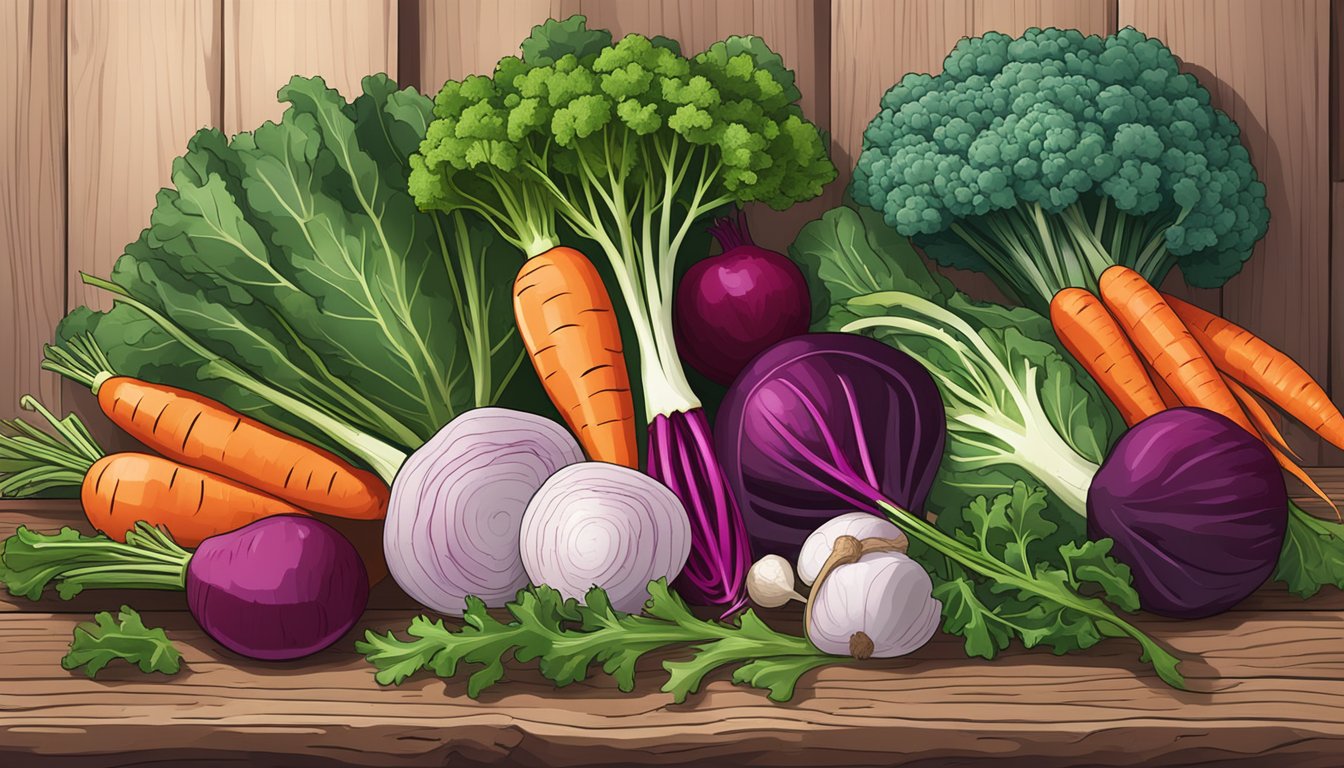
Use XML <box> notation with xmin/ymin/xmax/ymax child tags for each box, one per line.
<box><xmin>852</xmin><ymin>27</ymin><xmax>1268</xmax><ymax>314</ymax></box>
<box><xmin>412</xmin><ymin>16</ymin><xmax>835</xmax><ymax>608</ymax></box>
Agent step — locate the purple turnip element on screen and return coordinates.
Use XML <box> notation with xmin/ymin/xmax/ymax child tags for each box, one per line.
<box><xmin>674</xmin><ymin>210</ymin><xmax>811</xmax><ymax>385</ymax></box>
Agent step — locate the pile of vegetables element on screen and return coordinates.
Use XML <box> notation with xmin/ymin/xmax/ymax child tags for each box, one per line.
<box><xmin>4</xmin><ymin>17</ymin><xmax>1344</xmax><ymax>703</ymax></box>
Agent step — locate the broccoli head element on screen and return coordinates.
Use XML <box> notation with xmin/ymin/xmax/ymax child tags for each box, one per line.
<box><xmin>851</xmin><ymin>26</ymin><xmax>1268</xmax><ymax>311</ymax></box>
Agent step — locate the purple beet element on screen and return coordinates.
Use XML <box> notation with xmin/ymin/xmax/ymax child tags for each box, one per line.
<box><xmin>186</xmin><ymin>516</ymin><xmax>369</xmax><ymax>660</ymax></box>
<box><xmin>674</xmin><ymin>210</ymin><xmax>811</xmax><ymax>385</ymax></box>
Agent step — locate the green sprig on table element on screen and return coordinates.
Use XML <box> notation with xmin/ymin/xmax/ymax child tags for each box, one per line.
<box><xmin>357</xmin><ymin>579</ymin><xmax>841</xmax><ymax>703</ymax></box>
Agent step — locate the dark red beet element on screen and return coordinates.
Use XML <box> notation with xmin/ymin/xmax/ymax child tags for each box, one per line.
<box><xmin>1087</xmin><ymin>408</ymin><xmax>1288</xmax><ymax>619</ymax></box>
<box><xmin>674</xmin><ymin>211</ymin><xmax>811</xmax><ymax>385</ymax></box>
<box><xmin>186</xmin><ymin>516</ymin><xmax>369</xmax><ymax>660</ymax></box>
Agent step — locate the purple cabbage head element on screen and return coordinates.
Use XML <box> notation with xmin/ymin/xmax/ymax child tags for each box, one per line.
<box><xmin>186</xmin><ymin>516</ymin><xmax>369</xmax><ymax>660</ymax></box>
<box><xmin>1088</xmin><ymin>407</ymin><xmax>1288</xmax><ymax>619</ymax></box>
<box><xmin>716</xmin><ymin>332</ymin><xmax>947</xmax><ymax>559</ymax></box>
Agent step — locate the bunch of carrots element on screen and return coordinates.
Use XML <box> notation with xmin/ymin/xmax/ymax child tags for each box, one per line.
<box><xmin>1052</xmin><ymin>265</ymin><xmax>1342</xmax><ymax>515</ymax></box>
<box><xmin>20</xmin><ymin>337</ymin><xmax>392</xmax><ymax>582</ymax></box>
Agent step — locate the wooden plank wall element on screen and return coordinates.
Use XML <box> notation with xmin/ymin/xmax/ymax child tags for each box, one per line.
<box><xmin>0</xmin><ymin>0</ymin><xmax>1340</xmax><ymax>460</ymax></box>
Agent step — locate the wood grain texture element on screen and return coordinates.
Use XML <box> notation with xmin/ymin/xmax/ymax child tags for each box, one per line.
<box><xmin>830</xmin><ymin>0</ymin><xmax>1116</xmax><ymax>302</ymax></box>
<box><xmin>223</xmin><ymin>0</ymin><xmax>398</xmax><ymax>133</ymax></box>
<box><xmin>1329</xmin><ymin>181</ymin><xmax>1344</xmax><ymax>464</ymax></box>
<box><xmin>1332</xmin><ymin>0</ymin><xmax>1341</xmax><ymax>181</ymax></box>
<box><xmin>6</xmin><ymin>607</ymin><xmax>1344</xmax><ymax>765</ymax></box>
<box><xmin>1121</xmin><ymin>0</ymin><xmax>1333</xmax><ymax>464</ymax></box>
<box><xmin>413</xmin><ymin>0</ymin><xmax>562</xmax><ymax>89</ymax></box>
<box><xmin>0</xmin><ymin>0</ymin><xmax>65</xmax><ymax>420</ymax></box>
<box><xmin>66</xmin><ymin>0</ymin><xmax>222</xmax><ymax>312</ymax></box>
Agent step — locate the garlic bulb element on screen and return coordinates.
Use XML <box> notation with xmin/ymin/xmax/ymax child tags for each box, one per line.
<box><xmin>805</xmin><ymin>536</ymin><xmax>940</xmax><ymax>659</ymax></box>
<box><xmin>797</xmin><ymin>512</ymin><xmax>907</xmax><ymax>586</ymax></box>
<box><xmin>746</xmin><ymin>555</ymin><xmax>806</xmax><ymax>608</ymax></box>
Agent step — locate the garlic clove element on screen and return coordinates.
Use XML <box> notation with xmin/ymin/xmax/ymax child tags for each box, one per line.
<box><xmin>797</xmin><ymin>512</ymin><xmax>907</xmax><ymax>586</ymax></box>
<box><xmin>746</xmin><ymin>554</ymin><xmax>806</xmax><ymax>608</ymax></box>
<box><xmin>806</xmin><ymin>551</ymin><xmax>940</xmax><ymax>659</ymax></box>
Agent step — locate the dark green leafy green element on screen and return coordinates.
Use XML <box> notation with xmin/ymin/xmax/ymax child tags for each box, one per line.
<box><xmin>62</xmin><ymin>606</ymin><xmax>182</xmax><ymax>679</ymax></box>
<box><xmin>894</xmin><ymin>483</ymin><xmax>1180</xmax><ymax>687</ymax></box>
<box><xmin>54</xmin><ymin>74</ymin><xmax>526</xmax><ymax>469</ymax></box>
<box><xmin>358</xmin><ymin>579</ymin><xmax>839</xmax><ymax>703</ymax></box>
<box><xmin>1276</xmin><ymin>503</ymin><xmax>1344</xmax><ymax>597</ymax></box>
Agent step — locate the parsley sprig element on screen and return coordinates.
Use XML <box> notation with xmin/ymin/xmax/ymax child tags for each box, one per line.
<box><xmin>357</xmin><ymin>579</ymin><xmax>840</xmax><ymax>703</ymax></box>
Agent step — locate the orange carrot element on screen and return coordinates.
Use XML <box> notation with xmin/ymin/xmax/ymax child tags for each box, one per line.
<box><xmin>514</xmin><ymin>246</ymin><xmax>638</xmax><ymax>468</ymax></box>
<box><xmin>82</xmin><ymin>453</ymin><xmax>310</xmax><ymax>547</ymax></box>
<box><xmin>1050</xmin><ymin>287</ymin><xmax>1166</xmax><ymax>426</ymax></box>
<box><xmin>92</xmin><ymin>378</ymin><xmax>388</xmax><ymax>520</ymax></box>
<box><xmin>1165</xmin><ymin>292</ymin><xmax>1344</xmax><ymax>452</ymax></box>
<box><xmin>1224</xmin><ymin>376</ymin><xmax>1296</xmax><ymax>459</ymax></box>
<box><xmin>1144</xmin><ymin>359</ymin><xmax>1181</xmax><ymax>408</ymax></box>
<box><xmin>1097</xmin><ymin>266</ymin><xmax>1258</xmax><ymax>436</ymax></box>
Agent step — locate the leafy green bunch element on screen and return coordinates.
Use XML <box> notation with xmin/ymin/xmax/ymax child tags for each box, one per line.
<box><xmin>852</xmin><ymin>26</ymin><xmax>1269</xmax><ymax>312</ymax></box>
<box><xmin>54</xmin><ymin>75</ymin><xmax>525</xmax><ymax>475</ymax></box>
<box><xmin>411</xmin><ymin>16</ymin><xmax>835</xmax><ymax>417</ymax></box>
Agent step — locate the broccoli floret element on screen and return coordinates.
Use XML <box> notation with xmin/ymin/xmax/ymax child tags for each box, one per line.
<box><xmin>851</xmin><ymin>26</ymin><xmax>1268</xmax><ymax>312</ymax></box>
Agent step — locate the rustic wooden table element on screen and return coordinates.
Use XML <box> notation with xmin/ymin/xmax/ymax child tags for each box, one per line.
<box><xmin>4</xmin><ymin>481</ymin><xmax>1344</xmax><ymax>768</ymax></box>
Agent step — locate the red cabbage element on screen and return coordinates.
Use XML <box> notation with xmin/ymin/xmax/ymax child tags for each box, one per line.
<box><xmin>1087</xmin><ymin>407</ymin><xmax>1288</xmax><ymax>618</ymax></box>
<box><xmin>716</xmin><ymin>333</ymin><xmax>946</xmax><ymax>559</ymax></box>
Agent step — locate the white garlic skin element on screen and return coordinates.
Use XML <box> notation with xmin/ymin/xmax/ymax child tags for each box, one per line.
<box><xmin>798</xmin><ymin>512</ymin><xmax>906</xmax><ymax>586</ymax></box>
<box><xmin>746</xmin><ymin>554</ymin><xmax>805</xmax><ymax>608</ymax></box>
<box><xmin>807</xmin><ymin>551</ymin><xmax>941</xmax><ymax>658</ymax></box>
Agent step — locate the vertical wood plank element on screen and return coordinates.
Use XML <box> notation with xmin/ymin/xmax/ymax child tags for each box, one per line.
<box><xmin>971</xmin><ymin>0</ymin><xmax>1117</xmax><ymax>38</ymax></box>
<box><xmin>1328</xmin><ymin>181</ymin><xmax>1344</xmax><ymax>464</ymax></box>
<box><xmin>1332</xmin><ymin>0</ymin><xmax>1341</xmax><ymax>181</ymax></box>
<box><xmin>0</xmin><ymin>0</ymin><xmax>65</xmax><ymax>418</ymax></box>
<box><xmin>67</xmin><ymin>0</ymin><xmax>222</xmax><ymax>313</ymax></box>
<box><xmin>67</xmin><ymin>0</ymin><xmax>221</xmax><ymax>448</ymax></box>
<box><xmin>831</xmin><ymin>0</ymin><xmax>1115</xmax><ymax>301</ymax></box>
<box><xmin>415</xmin><ymin>0</ymin><xmax>561</xmax><ymax>89</ymax></box>
<box><xmin>1123</xmin><ymin>0</ymin><xmax>1332</xmax><ymax>464</ymax></box>
<box><xmin>224</xmin><ymin>0</ymin><xmax>398</xmax><ymax>133</ymax></box>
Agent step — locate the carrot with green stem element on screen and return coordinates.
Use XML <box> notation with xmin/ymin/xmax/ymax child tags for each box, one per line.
<box><xmin>44</xmin><ymin>334</ymin><xmax>389</xmax><ymax>520</ymax></box>
<box><xmin>406</xmin><ymin>72</ymin><xmax>638</xmax><ymax>469</ymax></box>
<box><xmin>0</xmin><ymin>396</ymin><xmax>387</xmax><ymax>582</ymax></box>
<box><xmin>1049</xmin><ymin>287</ymin><xmax>1166</xmax><ymax>426</ymax></box>
<box><xmin>1165</xmin><ymin>292</ymin><xmax>1344</xmax><ymax>451</ymax></box>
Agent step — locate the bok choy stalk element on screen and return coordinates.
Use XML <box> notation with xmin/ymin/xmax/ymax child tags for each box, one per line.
<box><xmin>414</xmin><ymin>16</ymin><xmax>835</xmax><ymax>608</ymax></box>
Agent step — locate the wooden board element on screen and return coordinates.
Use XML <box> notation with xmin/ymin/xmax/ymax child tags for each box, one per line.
<box><xmin>66</xmin><ymin>0</ymin><xmax>222</xmax><ymax>313</ymax></box>
<box><xmin>1121</xmin><ymin>0</ymin><xmax>1333</xmax><ymax>464</ymax></box>
<box><xmin>223</xmin><ymin>0</ymin><xmax>399</xmax><ymax>133</ymax></box>
<box><xmin>829</xmin><ymin>0</ymin><xmax>1115</xmax><ymax>303</ymax></box>
<box><xmin>1331</xmin><ymin>181</ymin><xmax>1344</xmax><ymax>465</ymax></box>
<box><xmin>6</xmin><ymin>465</ymin><xmax>1344</xmax><ymax>766</ymax></box>
<box><xmin>0</xmin><ymin>0</ymin><xmax>66</xmax><ymax>420</ymax></box>
<box><xmin>8</xmin><ymin>606</ymin><xmax>1344</xmax><ymax>767</ymax></box>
